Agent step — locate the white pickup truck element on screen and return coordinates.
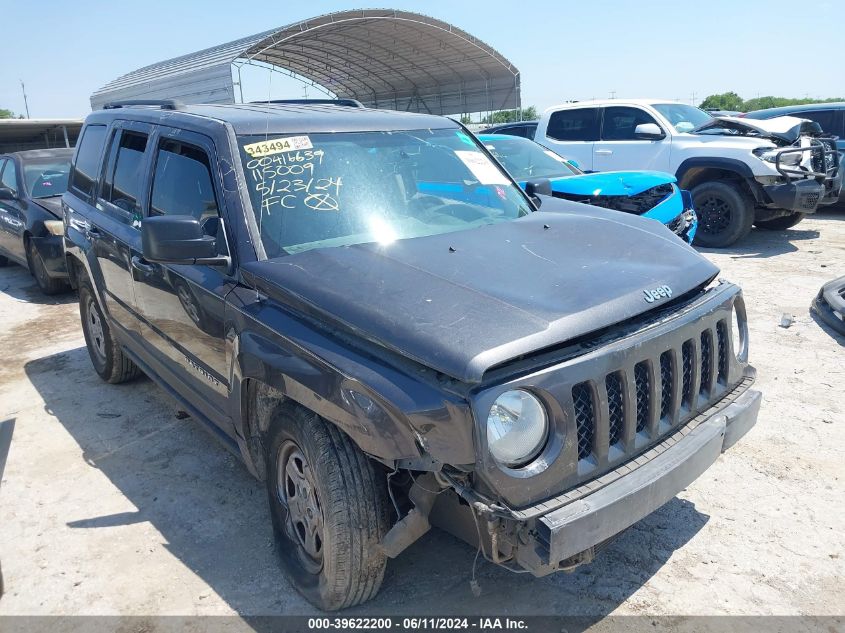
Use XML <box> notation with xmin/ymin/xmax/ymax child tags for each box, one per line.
<box><xmin>534</xmin><ymin>99</ymin><xmax>842</xmax><ymax>246</ymax></box>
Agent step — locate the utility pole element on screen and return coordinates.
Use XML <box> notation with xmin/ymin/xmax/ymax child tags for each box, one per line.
<box><xmin>609</xmin><ymin>90</ymin><xmax>616</xmax><ymax>99</ymax></box>
<box><xmin>691</xmin><ymin>91</ymin><xmax>697</xmax><ymax>106</ymax></box>
<box><xmin>20</xmin><ymin>80</ymin><xmax>30</xmax><ymax>118</ymax></box>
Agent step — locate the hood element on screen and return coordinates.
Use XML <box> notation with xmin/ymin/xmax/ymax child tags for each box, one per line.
<box><xmin>32</xmin><ymin>196</ymin><xmax>62</xmax><ymax>218</ymax></box>
<box><xmin>546</xmin><ymin>170</ymin><xmax>676</xmax><ymax>197</ymax></box>
<box><xmin>242</xmin><ymin>204</ymin><xmax>718</xmax><ymax>383</ymax></box>
<box><xmin>692</xmin><ymin>115</ymin><xmax>821</xmax><ymax>144</ymax></box>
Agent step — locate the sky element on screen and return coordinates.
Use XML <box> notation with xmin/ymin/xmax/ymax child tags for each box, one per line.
<box><xmin>2</xmin><ymin>0</ymin><xmax>843</xmax><ymax>120</ymax></box>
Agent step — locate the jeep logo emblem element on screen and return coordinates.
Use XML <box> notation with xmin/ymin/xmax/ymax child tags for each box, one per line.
<box><xmin>643</xmin><ymin>285</ymin><xmax>672</xmax><ymax>303</ymax></box>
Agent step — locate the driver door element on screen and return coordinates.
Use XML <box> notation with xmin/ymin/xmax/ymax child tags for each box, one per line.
<box><xmin>593</xmin><ymin>106</ymin><xmax>671</xmax><ymax>172</ymax></box>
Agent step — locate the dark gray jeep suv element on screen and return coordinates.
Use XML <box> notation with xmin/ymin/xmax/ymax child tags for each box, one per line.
<box><xmin>62</xmin><ymin>100</ymin><xmax>761</xmax><ymax>610</ymax></box>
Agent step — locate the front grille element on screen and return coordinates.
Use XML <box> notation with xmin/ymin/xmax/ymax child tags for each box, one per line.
<box><xmin>717</xmin><ymin>320</ymin><xmax>728</xmax><ymax>384</ymax></box>
<box><xmin>606</xmin><ymin>373</ymin><xmax>624</xmax><ymax>446</ymax></box>
<box><xmin>659</xmin><ymin>351</ymin><xmax>673</xmax><ymax>420</ymax></box>
<box><xmin>570</xmin><ymin>318</ymin><xmax>735</xmax><ymax>467</ymax></box>
<box><xmin>587</xmin><ymin>183</ymin><xmax>675</xmax><ymax>215</ymax></box>
<box><xmin>700</xmin><ymin>330</ymin><xmax>713</xmax><ymax>395</ymax></box>
<box><xmin>634</xmin><ymin>361</ymin><xmax>650</xmax><ymax>433</ymax></box>
<box><xmin>681</xmin><ymin>340</ymin><xmax>693</xmax><ymax>408</ymax></box>
<box><xmin>572</xmin><ymin>383</ymin><xmax>595</xmax><ymax>459</ymax></box>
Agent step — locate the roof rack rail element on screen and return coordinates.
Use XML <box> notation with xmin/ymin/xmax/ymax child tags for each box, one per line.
<box><xmin>102</xmin><ymin>99</ymin><xmax>182</xmax><ymax>110</ymax></box>
<box><xmin>250</xmin><ymin>98</ymin><xmax>365</xmax><ymax>108</ymax></box>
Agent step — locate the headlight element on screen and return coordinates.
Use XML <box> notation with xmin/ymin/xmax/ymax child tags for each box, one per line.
<box><xmin>486</xmin><ymin>389</ymin><xmax>548</xmax><ymax>467</ymax></box>
<box><xmin>43</xmin><ymin>220</ymin><xmax>64</xmax><ymax>236</ymax></box>
<box><xmin>753</xmin><ymin>147</ymin><xmax>801</xmax><ymax>167</ymax></box>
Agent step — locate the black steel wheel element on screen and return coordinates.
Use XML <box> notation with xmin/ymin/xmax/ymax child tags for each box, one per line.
<box><xmin>691</xmin><ymin>181</ymin><xmax>754</xmax><ymax>248</ymax></box>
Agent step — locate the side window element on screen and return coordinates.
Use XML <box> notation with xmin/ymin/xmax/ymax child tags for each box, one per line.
<box><xmin>801</xmin><ymin>110</ymin><xmax>836</xmax><ymax>134</ymax></box>
<box><xmin>546</xmin><ymin>108</ymin><xmax>600</xmax><ymax>141</ymax></box>
<box><xmin>70</xmin><ymin>124</ymin><xmax>107</xmax><ymax>199</ymax></box>
<box><xmin>0</xmin><ymin>159</ymin><xmax>16</xmax><ymax>194</ymax></box>
<box><xmin>100</xmin><ymin>130</ymin><xmax>148</xmax><ymax>223</ymax></box>
<box><xmin>601</xmin><ymin>107</ymin><xmax>659</xmax><ymax>141</ymax></box>
<box><xmin>150</xmin><ymin>139</ymin><xmax>219</xmax><ymax>222</ymax></box>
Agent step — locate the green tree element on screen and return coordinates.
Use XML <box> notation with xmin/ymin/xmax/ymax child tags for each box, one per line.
<box><xmin>0</xmin><ymin>108</ymin><xmax>15</xmax><ymax>119</ymax></box>
<box><xmin>459</xmin><ymin>114</ymin><xmax>472</xmax><ymax>124</ymax></box>
<box><xmin>699</xmin><ymin>92</ymin><xmax>744</xmax><ymax>111</ymax></box>
<box><xmin>699</xmin><ymin>93</ymin><xmax>845</xmax><ymax>113</ymax></box>
<box><xmin>481</xmin><ymin>105</ymin><xmax>538</xmax><ymax>124</ymax></box>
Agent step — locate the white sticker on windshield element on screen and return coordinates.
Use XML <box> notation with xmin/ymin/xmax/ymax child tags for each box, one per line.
<box><xmin>243</xmin><ymin>135</ymin><xmax>313</xmax><ymax>158</ymax></box>
<box><xmin>544</xmin><ymin>150</ymin><xmax>567</xmax><ymax>163</ymax></box>
<box><xmin>454</xmin><ymin>151</ymin><xmax>509</xmax><ymax>185</ymax></box>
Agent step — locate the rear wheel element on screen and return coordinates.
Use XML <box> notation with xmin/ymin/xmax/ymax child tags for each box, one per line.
<box><xmin>754</xmin><ymin>212</ymin><xmax>805</xmax><ymax>231</ymax></box>
<box><xmin>27</xmin><ymin>239</ymin><xmax>66</xmax><ymax>295</ymax></box>
<box><xmin>265</xmin><ymin>406</ymin><xmax>390</xmax><ymax>611</ymax></box>
<box><xmin>78</xmin><ymin>282</ymin><xmax>141</xmax><ymax>383</ymax></box>
<box><xmin>691</xmin><ymin>181</ymin><xmax>754</xmax><ymax>248</ymax></box>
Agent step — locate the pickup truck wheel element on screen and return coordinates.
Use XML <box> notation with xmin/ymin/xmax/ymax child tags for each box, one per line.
<box><xmin>754</xmin><ymin>212</ymin><xmax>805</xmax><ymax>231</ymax></box>
<box><xmin>691</xmin><ymin>181</ymin><xmax>754</xmax><ymax>248</ymax></box>
<box><xmin>78</xmin><ymin>283</ymin><xmax>141</xmax><ymax>384</ymax></box>
<box><xmin>27</xmin><ymin>239</ymin><xmax>66</xmax><ymax>295</ymax></box>
<box><xmin>265</xmin><ymin>407</ymin><xmax>390</xmax><ymax>611</ymax></box>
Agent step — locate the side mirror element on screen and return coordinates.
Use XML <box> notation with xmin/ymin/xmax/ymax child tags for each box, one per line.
<box><xmin>141</xmin><ymin>215</ymin><xmax>227</xmax><ymax>265</ymax></box>
<box><xmin>524</xmin><ymin>179</ymin><xmax>553</xmax><ymax>208</ymax></box>
<box><xmin>0</xmin><ymin>187</ymin><xmax>17</xmax><ymax>201</ymax></box>
<box><xmin>634</xmin><ymin>123</ymin><xmax>665</xmax><ymax>140</ymax></box>
<box><xmin>565</xmin><ymin>159</ymin><xmax>580</xmax><ymax>169</ymax></box>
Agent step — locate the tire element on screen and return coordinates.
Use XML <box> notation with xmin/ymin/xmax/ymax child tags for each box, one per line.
<box><xmin>754</xmin><ymin>212</ymin><xmax>805</xmax><ymax>231</ymax></box>
<box><xmin>691</xmin><ymin>181</ymin><xmax>754</xmax><ymax>248</ymax></box>
<box><xmin>27</xmin><ymin>239</ymin><xmax>66</xmax><ymax>295</ymax></box>
<box><xmin>78</xmin><ymin>281</ymin><xmax>141</xmax><ymax>384</ymax></box>
<box><xmin>265</xmin><ymin>405</ymin><xmax>390</xmax><ymax>611</ymax></box>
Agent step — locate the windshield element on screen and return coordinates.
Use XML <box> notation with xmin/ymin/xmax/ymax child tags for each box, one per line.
<box><xmin>479</xmin><ymin>136</ymin><xmax>580</xmax><ymax>180</ymax></box>
<box><xmin>24</xmin><ymin>159</ymin><xmax>71</xmax><ymax>198</ymax></box>
<box><xmin>651</xmin><ymin>103</ymin><xmax>713</xmax><ymax>133</ymax></box>
<box><xmin>239</xmin><ymin>128</ymin><xmax>533</xmax><ymax>257</ymax></box>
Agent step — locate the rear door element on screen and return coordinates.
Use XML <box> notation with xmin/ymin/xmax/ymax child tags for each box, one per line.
<box><xmin>132</xmin><ymin>127</ymin><xmax>235</xmax><ymax>430</ymax></box>
<box><xmin>538</xmin><ymin>107</ymin><xmax>599</xmax><ymax>170</ymax></box>
<box><xmin>799</xmin><ymin>109</ymin><xmax>845</xmax><ymax>151</ymax></box>
<box><xmin>593</xmin><ymin>106</ymin><xmax>671</xmax><ymax>172</ymax></box>
<box><xmin>88</xmin><ymin>122</ymin><xmax>152</xmax><ymax>338</ymax></box>
<box><xmin>0</xmin><ymin>158</ymin><xmax>27</xmax><ymax>264</ymax></box>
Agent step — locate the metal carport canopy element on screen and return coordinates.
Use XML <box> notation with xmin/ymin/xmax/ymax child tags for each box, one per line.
<box><xmin>0</xmin><ymin>119</ymin><xmax>83</xmax><ymax>153</ymax></box>
<box><xmin>90</xmin><ymin>9</ymin><xmax>521</xmax><ymax>115</ymax></box>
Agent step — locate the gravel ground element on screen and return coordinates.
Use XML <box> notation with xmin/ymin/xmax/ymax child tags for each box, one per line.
<box><xmin>0</xmin><ymin>211</ymin><xmax>843</xmax><ymax>620</ymax></box>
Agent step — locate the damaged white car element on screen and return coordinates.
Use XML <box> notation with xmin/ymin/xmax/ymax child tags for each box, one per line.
<box><xmin>534</xmin><ymin>100</ymin><xmax>842</xmax><ymax>246</ymax></box>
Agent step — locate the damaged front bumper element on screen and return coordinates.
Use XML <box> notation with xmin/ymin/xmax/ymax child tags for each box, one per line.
<box><xmin>811</xmin><ymin>275</ymin><xmax>845</xmax><ymax>336</ymax></box>
<box><xmin>759</xmin><ymin>141</ymin><xmax>842</xmax><ymax>213</ymax></box>
<box><xmin>433</xmin><ymin>382</ymin><xmax>761</xmax><ymax>577</ymax></box>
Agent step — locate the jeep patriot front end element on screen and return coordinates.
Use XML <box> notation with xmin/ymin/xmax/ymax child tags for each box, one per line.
<box><xmin>63</xmin><ymin>101</ymin><xmax>760</xmax><ymax>610</ymax></box>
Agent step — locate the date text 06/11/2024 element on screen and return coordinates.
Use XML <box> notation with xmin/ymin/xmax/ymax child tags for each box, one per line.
<box><xmin>307</xmin><ymin>617</ymin><xmax>529</xmax><ymax>630</ymax></box>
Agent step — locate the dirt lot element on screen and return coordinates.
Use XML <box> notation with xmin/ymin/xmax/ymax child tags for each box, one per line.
<box><xmin>0</xmin><ymin>211</ymin><xmax>843</xmax><ymax>620</ymax></box>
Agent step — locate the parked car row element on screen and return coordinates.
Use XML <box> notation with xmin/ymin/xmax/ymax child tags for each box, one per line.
<box><xmin>17</xmin><ymin>99</ymin><xmax>760</xmax><ymax>611</ymax></box>
<box><xmin>482</xmin><ymin>100</ymin><xmax>843</xmax><ymax>246</ymax></box>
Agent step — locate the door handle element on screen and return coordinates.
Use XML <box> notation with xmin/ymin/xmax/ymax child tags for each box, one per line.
<box><xmin>131</xmin><ymin>255</ymin><xmax>156</xmax><ymax>275</ymax></box>
<box><xmin>595</xmin><ymin>149</ymin><xmax>613</xmax><ymax>155</ymax></box>
<box><xmin>86</xmin><ymin>226</ymin><xmax>101</xmax><ymax>240</ymax></box>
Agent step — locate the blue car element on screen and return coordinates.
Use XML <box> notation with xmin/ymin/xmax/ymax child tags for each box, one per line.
<box><xmin>477</xmin><ymin>134</ymin><xmax>697</xmax><ymax>243</ymax></box>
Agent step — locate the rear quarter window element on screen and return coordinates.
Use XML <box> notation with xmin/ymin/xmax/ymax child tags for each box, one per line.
<box><xmin>69</xmin><ymin>124</ymin><xmax>107</xmax><ymax>200</ymax></box>
<box><xmin>546</xmin><ymin>108</ymin><xmax>600</xmax><ymax>141</ymax></box>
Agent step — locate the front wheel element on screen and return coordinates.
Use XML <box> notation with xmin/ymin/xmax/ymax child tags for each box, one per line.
<box><xmin>265</xmin><ymin>406</ymin><xmax>390</xmax><ymax>611</ymax></box>
<box><xmin>78</xmin><ymin>283</ymin><xmax>141</xmax><ymax>384</ymax></box>
<box><xmin>27</xmin><ymin>239</ymin><xmax>66</xmax><ymax>295</ymax></box>
<box><xmin>691</xmin><ymin>181</ymin><xmax>754</xmax><ymax>248</ymax></box>
<box><xmin>754</xmin><ymin>212</ymin><xmax>805</xmax><ymax>231</ymax></box>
